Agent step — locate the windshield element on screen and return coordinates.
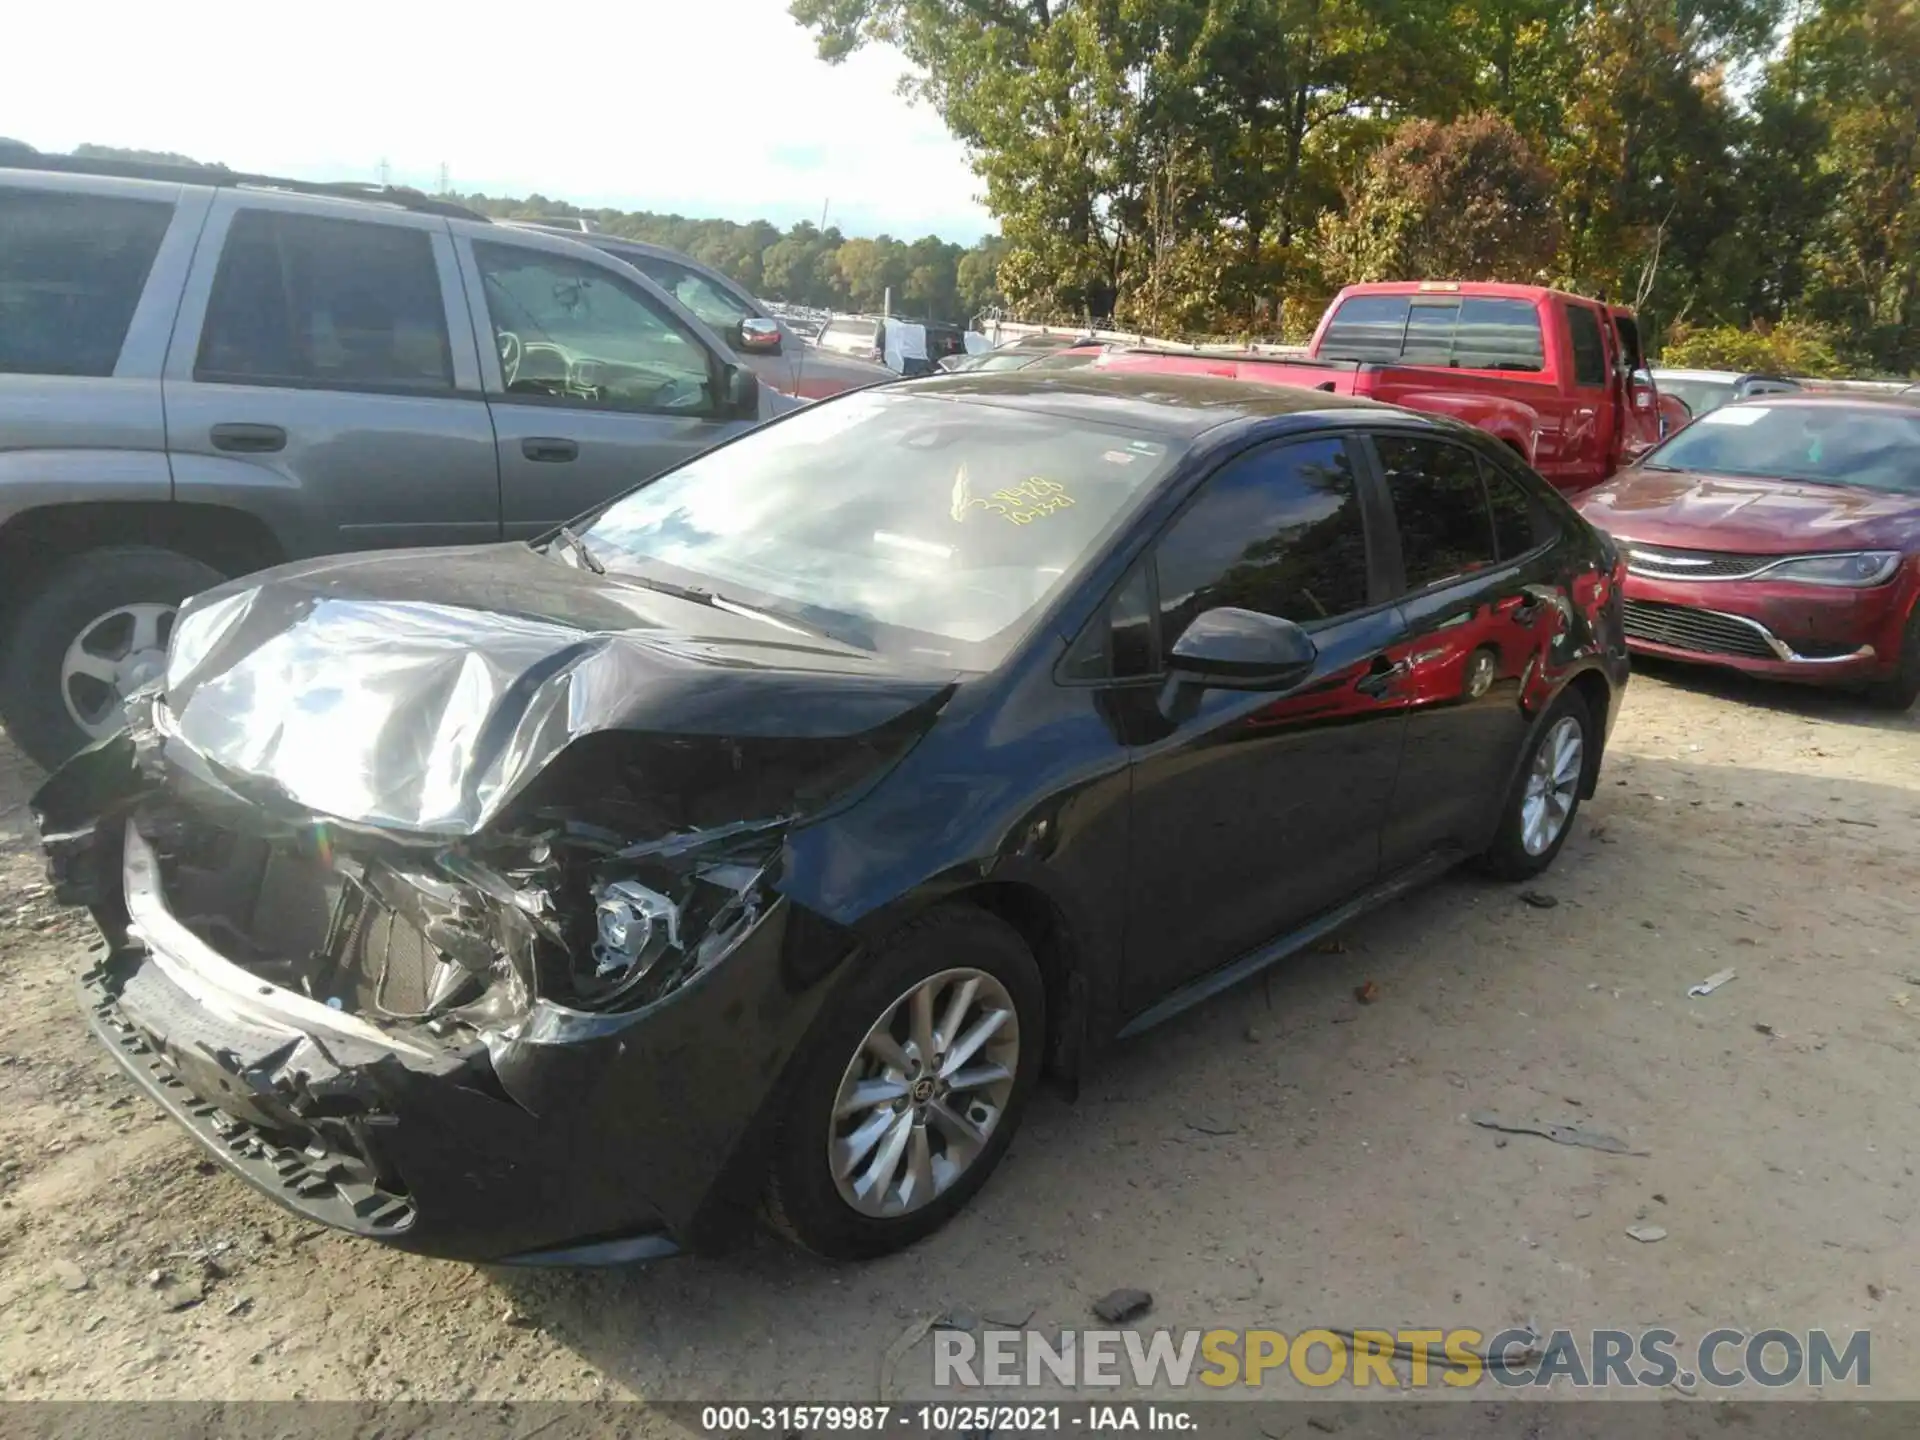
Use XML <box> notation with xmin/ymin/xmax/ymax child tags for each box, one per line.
<box><xmin>1640</xmin><ymin>403</ymin><xmax>1920</xmax><ymax>493</ymax></box>
<box><xmin>1656</xmin><ymin>377</ymin><xmax>1736</xmax><ymax>417</ymax></box>
<box><xmin>579</xmin><ymin>390</ymin><xmax>1181</xmax><ymax>668</ymax></box>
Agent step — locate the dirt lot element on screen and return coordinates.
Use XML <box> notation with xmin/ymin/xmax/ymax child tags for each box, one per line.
<box><xmin>1</xmin><ymin>660</ymin><xmax>1916</xmax><ymax>1406</ymax></box>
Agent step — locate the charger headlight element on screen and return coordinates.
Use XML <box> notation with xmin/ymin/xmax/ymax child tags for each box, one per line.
<box><xmin>1758</xmin><ymin>551</ymin><xmax>1902</xmax><ymax>587</ymax></box>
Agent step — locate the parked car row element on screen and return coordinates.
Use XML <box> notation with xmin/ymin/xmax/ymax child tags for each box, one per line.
<box><xmin>7</xmin><ymin>156</ymin><xmax>1914</xmax><ymax>1273</ymax></box>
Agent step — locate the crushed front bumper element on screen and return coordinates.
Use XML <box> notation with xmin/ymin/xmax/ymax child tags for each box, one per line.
<box><xmin>74</xmin><ymin>816</ymin><xmax>830</xmax><ymax>1263</ymax></box>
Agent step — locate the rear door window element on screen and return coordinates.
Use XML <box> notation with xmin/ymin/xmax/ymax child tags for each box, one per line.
<box><xmin>197</xmin><ymin>210</ymin><xmax>454</xmax><ymax>392</ymax></box>
<box><xmin>0</xmin><ymin>189</ymin><xmax>174</xmax><ymax>376</ymax></box>
<box><xmin>1375</xmin><ymin>435</ymin><xmax>1501</xmax><ymax>590</ymax></box>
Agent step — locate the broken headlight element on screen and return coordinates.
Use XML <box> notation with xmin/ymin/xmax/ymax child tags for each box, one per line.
<box><xmin>563</xmin><ymin>825</ymin><xmax>782</xmax><ymax>1012</ymax></box>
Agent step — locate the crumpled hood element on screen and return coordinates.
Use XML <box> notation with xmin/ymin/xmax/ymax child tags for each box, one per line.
<box><xmin>156</xmin><ymin>544</ymin><xmax>955</xmax><ymax>839</ymax></box>
<box><xmin>1576</xmin><ymin>467</ymin><xmax>1920</xmax><ymax>553</ymax></box>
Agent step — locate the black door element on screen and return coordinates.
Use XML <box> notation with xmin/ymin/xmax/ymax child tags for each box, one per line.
<box><xmin>1363</xmin><ymin>433</ymin><xmax>1572</xmax><ymax>870</ymax></box>
<box><xmin>1115</xmin><ymin>435</ymin><xmax>1411</xmax><ymax>1014</ymax></box>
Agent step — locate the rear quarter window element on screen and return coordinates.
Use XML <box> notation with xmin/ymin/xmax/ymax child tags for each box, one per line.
<box><xmin>0</xmin><ymin>189</ymin><xmax>174</xmax><ymax>377</ymax></box>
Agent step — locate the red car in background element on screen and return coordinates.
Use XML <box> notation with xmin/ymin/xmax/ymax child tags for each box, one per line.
<box><xmin>1090</xmin><ymin>283</ymin><xmax>1678</xmax><ymax>492</ymax></box>
<box><xmin>1574</xmin><ymin>396</ymin><xmax>1920</xmax><ymax>708</ymax></box>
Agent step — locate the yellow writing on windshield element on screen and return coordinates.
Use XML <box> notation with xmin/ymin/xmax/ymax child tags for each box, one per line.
<box><xmin>955</xmin><ymin>476</ymin><xmax>1076</xmax><ymax>527</ymax></box>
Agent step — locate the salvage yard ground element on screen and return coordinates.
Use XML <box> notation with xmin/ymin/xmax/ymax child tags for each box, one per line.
<box><xmin>0</xmin><ymin>664</ymin><xmax>1916</xmax><ymax>1403</ymax></box>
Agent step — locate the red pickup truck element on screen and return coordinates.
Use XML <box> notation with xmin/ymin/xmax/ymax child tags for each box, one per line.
<box><xmin>1094</xmin><ymin>282</ymin><xmax>1678</xmax><ymax>493</ymax></box>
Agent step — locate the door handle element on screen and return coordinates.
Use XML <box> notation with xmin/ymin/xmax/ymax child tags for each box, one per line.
<box><xmin>522</xmin><ymin>437</ymin><xmax>579</xmax><ymax>463</ymax></box>
<box><xmin>209</xmin><ymin>422</ymin><xmax>286</xmax><ymax>454</ymax></box>
<box><xmin>1354</xmin><ymin>653</ymin><xmax>1406</xmax><ymax>698</ymax></box>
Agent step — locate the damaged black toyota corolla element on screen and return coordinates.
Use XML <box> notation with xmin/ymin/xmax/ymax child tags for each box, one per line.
<box><xmin>35</xmin><ymin>373</ymin><xmax>1627</xmax><ymax>1264</ymax></box>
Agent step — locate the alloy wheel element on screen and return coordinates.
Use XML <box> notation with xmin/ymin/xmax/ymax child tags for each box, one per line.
<box><xmin>1520</xmin><ymin>714</ymin><xmax>1584</xmax><ymax>856</ymax></box>
<box><xmin>60</xmin><ymin>603</ymin><xmax>175</xmax><ymax>738</ymax></box>
<box><xmin>828</xmin><ymin>967</ymin><xmax>1021</xmax><ymax>1219</ymax></box>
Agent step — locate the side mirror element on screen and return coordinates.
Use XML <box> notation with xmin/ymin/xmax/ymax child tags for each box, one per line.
<box><xmin>722</xmin><ymin>363</ymin><xmax>761</xmax><ymax>420</ymax></box>
<box><xmin>1168</xmin><ymin>607</ymin><xmax>1317</xmax><ymax>690</ymax></box>
<box><xmin>736</xmin><ymin>317</ymin><xmax>783</xmax><ymax>356</ymax></box>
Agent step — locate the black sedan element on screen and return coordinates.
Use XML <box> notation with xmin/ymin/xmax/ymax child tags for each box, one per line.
<box><xmin>35</xmin><ymin>374</ymin><xmax>1628</xmax><ymax>1264</ymax></box>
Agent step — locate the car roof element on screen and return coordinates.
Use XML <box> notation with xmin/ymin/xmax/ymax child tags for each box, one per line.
<box><xmin>1332</xmin><ymin>280</ymin><xmax>1633</xmax><ymax>312</ymax></box>
<box><xmin>895</xmin><ymin>370</ymin><xmax>1395</xmax><ymax>438</ymax></box>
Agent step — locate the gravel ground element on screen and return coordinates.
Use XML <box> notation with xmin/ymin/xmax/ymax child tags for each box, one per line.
<box><xmin>1</xmin><ymin>659</ymin><xmax>1916</xmax><ymax>1406</ymax></box>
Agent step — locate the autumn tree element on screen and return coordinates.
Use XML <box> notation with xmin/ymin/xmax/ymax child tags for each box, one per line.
<box><xmin>1318</xmin><ymin>114</ymin><xmax>1560</xmax><ymax>285</ymax></box>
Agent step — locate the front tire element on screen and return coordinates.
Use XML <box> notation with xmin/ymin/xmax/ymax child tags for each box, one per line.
<box><xmin>765</xmin><ymin>906</ymin><xmax>1045</xmax><ymax>1260</ymax></box>
<box><xmin>0</xmin><ymin>546</ymin><xmax>224</xmax><ymax>770</ymax></box>
<box><xmin>1477</xmin><ymin>688</ymin><xmax>1593</xmax><ymax>881</ymax></box>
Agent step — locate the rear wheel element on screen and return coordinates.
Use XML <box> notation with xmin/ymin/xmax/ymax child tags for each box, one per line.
<box><xmin>1865</xmin><ymin>608</ymin><xmax>1920</xmax><ymax>712</ymax></box>
<box><xmin>1476</xmin><ymin>688</ymin><xmax>1593</xmax><ymax>881</ymax></box>
<box><xmin>0</xmin><ymin>546</ymin><xmax>223</xmax><ymax>769</ymax></box>
<box><xmin>765</xmin><ymin>906</ymin><xmax>1044</xmax><ymax>1259</ymax></box>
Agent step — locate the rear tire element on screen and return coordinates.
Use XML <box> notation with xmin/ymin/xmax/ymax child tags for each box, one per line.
<box><xmin>1865</xmin><ymin>608</ymin><xmax>1920</xmax><ymax>712</ymax></box>
<box><xmin>0</xmin><ymin>546</ymin><xmax>223</xmax><ymax>769</ymax></box>
<box><xmin>765</xmin><ymin>906</ymin><xmax>1045</xmax><ymax>1260</ymax></box>
<box><xmin>1476</xmin><ymin>688</ymin><xmax>1594</xmax><ymax>881</ymax></box>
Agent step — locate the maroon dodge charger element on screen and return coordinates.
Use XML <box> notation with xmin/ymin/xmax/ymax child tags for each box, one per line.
<box><xmin>1575</xmin><ymin>396</ymin><xmax>1920</xmax><ymax>709</ymax></box>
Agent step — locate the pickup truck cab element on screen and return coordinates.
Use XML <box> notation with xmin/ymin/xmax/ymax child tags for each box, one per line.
<box><xmin>1095</xmin><ymin>282</ymin><xmax>1669</xmax><ymax>493</ymax></box>
<box><xmin>0</xmin><ymin>156</ymin><xmax>776</xmax><ymax>768</ymax></box>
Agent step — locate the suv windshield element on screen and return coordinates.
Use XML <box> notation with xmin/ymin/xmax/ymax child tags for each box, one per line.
<box><xmin>1641</xmin><ymin>402</ymin><xmax>1920</xmax><ymax>493</ymax></box>
<box><xmin>580</xmin><ymin>390</ymin><xmax>1180</xmax><ymax>668</ymax></box>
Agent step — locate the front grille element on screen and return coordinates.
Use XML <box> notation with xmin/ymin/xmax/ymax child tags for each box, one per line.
<box><xmin>1623</xmin><ymin>544</ymin><xmax>1773</xmax><ymax>580</ymax></box>
<box><xmin>1622</xmin><ymin>600</ymin><xmax>1779</xmax><ymax>660</ymax></box>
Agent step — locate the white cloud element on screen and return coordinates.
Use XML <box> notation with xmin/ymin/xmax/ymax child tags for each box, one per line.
<box><xmin>2</xmin><ymin>0</ymin><xmax>994</xmax><ymax>241</ymax></box>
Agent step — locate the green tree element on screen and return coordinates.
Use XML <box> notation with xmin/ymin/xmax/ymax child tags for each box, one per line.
<box><xmin>1319</xmin><ymin>113</ymin><xmax>1560</xmax><ymax>285</ymax></box>
<box><xmin>1789</xmin><ymin>0</ymin><xmax>1920</xmax><ymax>372</ymax></box>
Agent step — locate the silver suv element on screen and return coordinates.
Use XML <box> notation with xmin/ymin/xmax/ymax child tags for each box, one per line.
<box><xmin>0</xmin><ymin>156</ymin><xmax>776</xmax><ymax>767</ymax></box>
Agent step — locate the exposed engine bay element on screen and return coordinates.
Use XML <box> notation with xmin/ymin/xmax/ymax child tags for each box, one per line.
<box><xmin>113</xmin><ymin>718</ymin><xmax>923</xmax><ymax>1041</ymax></box>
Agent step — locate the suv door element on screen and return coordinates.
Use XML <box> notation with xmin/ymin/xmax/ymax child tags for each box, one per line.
<box><xmin>1363</xmin><ymin>431</ymin><xmax>1570</xmax><ymax>871</ymax></box>
<box><xmin>164</xmin><ymin>194</ymin><xmax>501</xmax><ymax>554</ymax></box>
<box><xmin>1106</xmin><ymin>435</ymin><xmax>1409</xmax><ymax>1016</ymax></box>
<box><xmin>456</xmin><ymin>232</ymin><xmax>756</xmax><ymax>539</ymax></box>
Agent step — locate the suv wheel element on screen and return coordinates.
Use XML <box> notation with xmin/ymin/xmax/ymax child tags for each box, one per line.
<box><xmin>1476</xmin><ymin>688</ymin><xmax>1593</xmax><ymax>881</ymax></box>
<box><xmin>0</xmin><ymin>546</ymin><xmax>223</xmax><ymax>769</ymax></box>
<box><xmin>765</xmin><ymin>906</ymin><xmax>1044</xmax><ymax>1259</ymax></box>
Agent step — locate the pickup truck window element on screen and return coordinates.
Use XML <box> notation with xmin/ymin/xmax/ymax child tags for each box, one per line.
<box><xmin>1564</xmin><ymin>303</ymin><xmax>1608</xmax><ymax>388</ymax></box>
<box><xmin>197</xmin><ymin>210</ymin><xmax>454</xmax><ymax>393</ymax></box>
<box><xmin>1320</xmin><ymin>295</ymin><xmax>1411</xmax><ymax>361</ymax></box>
<box><xmin>473</xmin><ymin>242</ymin><xmax>716</xmax><ymax>416</ymax></box>
<box><xmin>0</xmin><ymin>190</ymin><xmax>173</xmax><ymax>377</ymax></box>
<box><xmin>1153</xmin><ymin>437</ymin><xmax>1371</xmax><ymax>653</ymax></box>
<box><xmin>1376</xmin><ymin>435</ymin><xmax>1500</xmax><ymax>589</ymax></box>
<box><xmin>1323</xmin><ymin>294</ymin><xmax>1544</xmax><ymax>372</ymax></box>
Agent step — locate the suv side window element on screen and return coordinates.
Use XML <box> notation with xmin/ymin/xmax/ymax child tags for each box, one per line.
<box><xmin>1563</xmin><ymin>302</ymin><xmax>1608</xmax><ymax>388</ymax></box>
<box><xmin>1375</xmin><ymin>435</ymin><xmax>1500</xmax><ymax>590</ymax></box>
<box><xmin>0</xmin><ymin>189</ymin><xmax>174</xmax><ymax>377</ymax></box>
<box><xmin>197</xmin><ymin>210</ymin><xmax>453</xmax><ymax>392</ymax></box>
<box><xmin>629</xmin><ymin>254</ymin><xmax>755</xmax><ymax>332</ymax></box>
<box><xmin>472</xmin><ymin>242</ymin><xmax>716</xmax><ymax>415</ymax></box>
<box><xmin>1152</xmin><ymin>437</ymin><xmax>1371</xmax><ymax>661</ymax></box>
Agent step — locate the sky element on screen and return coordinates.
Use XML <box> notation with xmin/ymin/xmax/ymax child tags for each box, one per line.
<box><xmin>3</xmin><ymin>0</ymin><xmax>995</xmax><ymax>243</ymax></box>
